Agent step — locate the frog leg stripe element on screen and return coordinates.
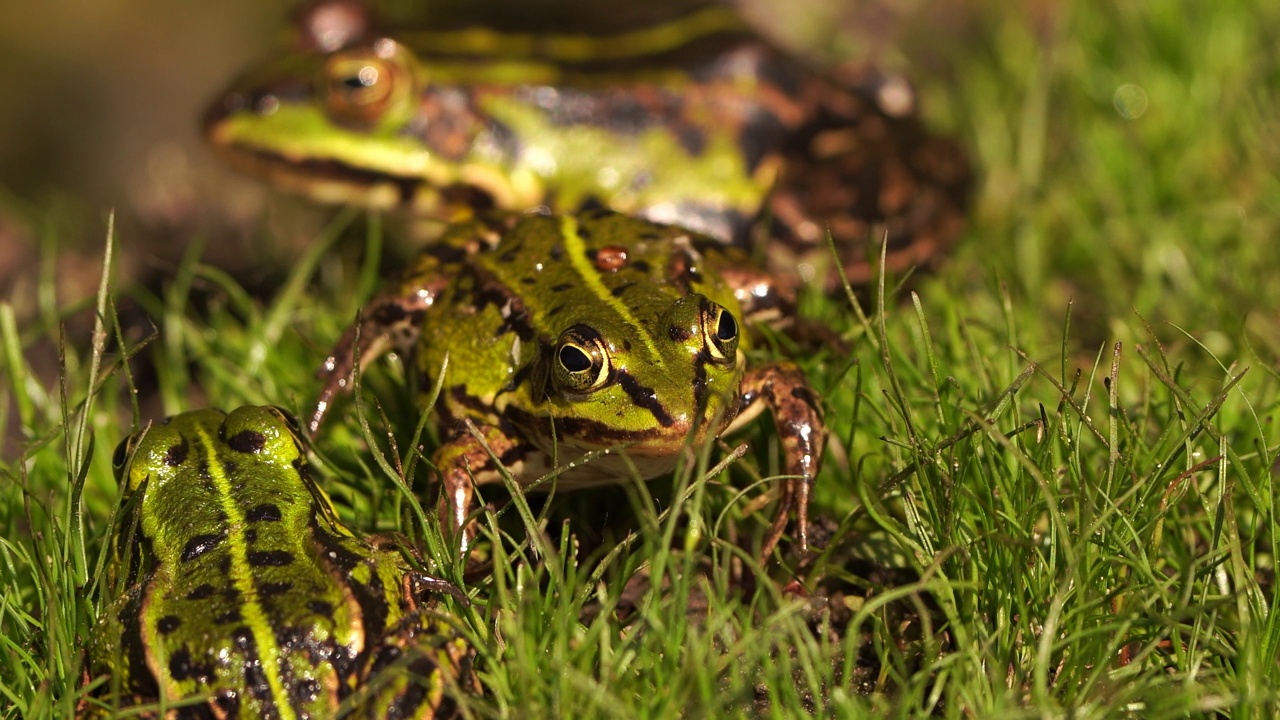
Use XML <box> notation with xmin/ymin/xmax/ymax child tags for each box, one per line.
<box><xmin>167</xmin><ymin>422</ymin><xmax>299</xmax><ymax>720</ymax></box>
<box><xmin>118</xmin><ymin>584</ymin><xmax>162</xmax><ymax>701</ymax></box>
<box><xmin>557</xmin><ymin>215</ymin><xmax>664</xmax><ymax>363</ymax></box>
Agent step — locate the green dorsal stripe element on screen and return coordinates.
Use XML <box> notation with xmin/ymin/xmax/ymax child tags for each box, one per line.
<box><xmin>189</xmin><ymin>423</ymin><xmax>297</xmax><ymax>720</ymax></box>
<box><xmin>558</xmin><ymin>215</ymin><xmax>661</xmax><ymax>360</ymax></box>
<box><xmin>398</xmin><ymin>5</ymin><xmax>744</xmax><ymax>63</ymax></box>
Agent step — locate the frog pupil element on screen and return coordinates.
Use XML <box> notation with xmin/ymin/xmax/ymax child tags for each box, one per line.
<box><xmin>716</xmin><ymin>311</ymin><xmax>737</xmax><ymax>342</ymax></box>
<box><xmin>560</xmin><ymin>345</ymin><xmax>592</xmax><ymax>373</ymax></box>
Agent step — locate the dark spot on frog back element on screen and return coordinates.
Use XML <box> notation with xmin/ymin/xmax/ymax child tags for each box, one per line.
<box><xmin>227</xmin><ymin>429</ymin><xmax>266</xmax><ymax>454</ymax></box>
<box><xmin>156</xmin><ymin>615</ymin><xmax>182</xmax><ymax>635</ymax></box>
<box><xmin>213</xmin><ymin>607</ymin><xmax>243</xmax><ymax>625</ymax></box>
<box><xmin>291</xmin><ymin>678</ymin><xmax>323</xmax><ymax>708</ymax></box>
<box><xmin>259</xmin><ymin>580</ymin><xmax>293</xmax><ymax>597</ymax></box>
<box><xmin>164</xmin><ymin>439</ymin><xmax>189</xmax><ymax>467</ymax></box>
<box><xmin>186</xmin><ymin>583</ymin><xmax>217</xmax><ymax>600</ymax></box>
<box><xmin>247</xmin><ymin>550</ymin><xmax>294</xmax><ymax>567</ymax></box>
<box><xmin>497</xmin><ymin>239</ymin><xmax>524</xmax><ymax>263</ymax></box>
<box><xmin>181</xmin><ymin>532</ymin><xmax>225</xmax><ymax>563</ymax></box>
<box><xmin>246</xmin><ymin>504</ymin><xmax>282</xmax><ymax>523</ymax></box>
<box><xmin>167</xmin><ymin>647</ymin><xmax>214</xmax><ymax>684</ymax></box>
<box><xmin>214</xmin><ymin>691</ymin><xmax>240</xmax><ymax>718</ymax></box>
<box><xmin>674</xmin><ymin>123</ymin><xmax>707</xmax><ymax>156</ymax></box>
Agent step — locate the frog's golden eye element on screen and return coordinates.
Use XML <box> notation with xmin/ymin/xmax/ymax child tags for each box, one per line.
<box><xmin>322</xmin><ymin>39</ymin><xmax>413</xmax><ymax>129</ymax></box>
<box><xmin>702</xmin><ymin>304</ymin><xmax>739</xmax><ymax>364</ymax></box>
<box><xmin>554</xmin><ymin>325</ymin><xmax>613</xmax><ymax>394</ymax></box>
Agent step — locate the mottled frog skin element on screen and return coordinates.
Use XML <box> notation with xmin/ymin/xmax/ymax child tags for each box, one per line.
<box><xmin>89</xmin><ymin>406</ymin><xmax>475</xmax><ymax>718</ymax></box>
<box><xmin>204</xmin><ymin>0</ymin><xmax>969</xmax><ymax>289</ymax></box>
<box><xmin>312</xmin><ymin>211</ymin><xmax>827</xmax><ymax>558</ymax></box>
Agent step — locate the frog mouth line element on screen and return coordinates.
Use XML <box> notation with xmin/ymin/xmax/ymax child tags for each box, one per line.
<box><xmin>210</xmin><ymin>143</ymin><xmax>462</xmax><ymax>210</ymax></box>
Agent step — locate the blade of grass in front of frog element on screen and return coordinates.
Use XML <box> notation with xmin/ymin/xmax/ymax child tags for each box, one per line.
<box><xmin>2</xmin><ymin>215</ymin><xmax>114</xmax><ymax>715</ymax></box>
<box><xmin>397</xmin><ymin>351</ymin><xmax>460</xmax><ymax>564</ymax></box>
<box><xmin>103</xmin><ymin>294</ymin><xmax>154</xmax><ymax>430</ymax></box>
<box><xmin>578</xmin><ymin>442</ymin><xmax>749</xmax><ymax>605</ymax></box>
<box><xmin>641</xmin><ymin>400</ymin><xmax>740</xmax><ymax>606</ymax></box>
<box><xmin>350</xmin><ymin>336</ymin><xmax>428</xmax><ymax>517</ymax></box>
<box><xmin>465</xmin><ymin>417</ymin><xmax>559</xmax><ymax>569</ymax></box>
<box><xmin>64</xmin><ymin>213</ymin><xmax>117</xmax><ymax>588</ymax></box>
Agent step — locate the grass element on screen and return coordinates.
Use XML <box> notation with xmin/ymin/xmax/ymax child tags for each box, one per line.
<box><xmin>3</xmin><ymin>0</ymin><xmax>1278</xmax><ymax>716</ymax></box>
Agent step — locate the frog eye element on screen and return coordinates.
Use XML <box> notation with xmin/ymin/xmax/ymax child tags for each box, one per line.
<box><xmin>322</xmin><ymin>39</ymin><xmax>413</xmax><ymax>129</ymax></box>
<box><xmin>111</xmin><ymin>435</ymin><xmax>134</xmax><ymax>482</ymax></box>
<box><xmin>269</xmin><ymin>406</ymin><xmax>305</xmax><ymax>437</ymax></box>
<box><xmin>553</xmin><ymin>326</ymin><xmax>613</xmax><ymax>394</ymax></box>
<box><xmin>702</xmin><ymin>304</ymin><xmax>739</xmax><ymax>364</ymax></box>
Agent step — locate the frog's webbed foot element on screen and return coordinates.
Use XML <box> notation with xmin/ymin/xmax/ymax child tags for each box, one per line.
<box><xmin>310</xmin><ymin>295</ymin><xmax>433</xmax><ymax>435</ymax></box>
<box><xmin>732</xmin><ymin>361</ymin><xmax>827</xmax><ymax>559</ymax></box>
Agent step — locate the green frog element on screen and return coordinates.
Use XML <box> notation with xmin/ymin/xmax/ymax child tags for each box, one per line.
<box><xmin>203</xmin><ymin>0</ymin><xmax>969</xmax><ymax>288</ymax></box>
<box><xmin>311</xmin><ymin>210</ymin><xmax>827</xmax><ymax>558</ymax></box>
<box><xmin>89</xmin><ymin>406</ymin><xmax>476</xmax><ymax>718</ymax></box>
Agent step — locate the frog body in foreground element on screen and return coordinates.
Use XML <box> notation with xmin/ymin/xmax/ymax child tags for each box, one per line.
<box><xmin>314</xmin><ymin>211</ymin><xmax>827</xmax><ymax>557</ymax></box>
<box><xmin>204</xmin><ymin>0</ymin><xmax>969</xmax><ymax>289</ymax></box>
<box><xmin>90</xmin><ymin>406</ymin><xmax>475</xmax><ymax>718</ymax></box>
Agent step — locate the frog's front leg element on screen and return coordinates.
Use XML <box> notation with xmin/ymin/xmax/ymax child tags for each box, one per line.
<box><xmin>728</xmin><ymin>361</ymin><xmax>827</xmax><ymax>558</ymax></box>
<box><xmin>433</xmin><ymin>423</ymin><xmax>533</xmax><ymax>552</ymax></box>
<box><xmin>312</xmin><ymin>291</ymin><xmax>436</xmax><ymax>434</ymax></box>
<box><xmin>310</xmin><ymin>217</ymin><xmax>504</xmax><ymax>435</ymax></box>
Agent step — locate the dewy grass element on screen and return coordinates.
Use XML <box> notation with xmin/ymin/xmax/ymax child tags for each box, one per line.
<box><xmin>4</xmin><ymin>0</ymin><xmax>1280</xmax><ymax>716</ymax></box>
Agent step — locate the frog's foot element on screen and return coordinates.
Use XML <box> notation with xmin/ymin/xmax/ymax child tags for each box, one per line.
<box><xmin>310</xmin><ymin>295</ymin><xmax>431</xmax><ymax>435</ymax></box>
<box><xmin>731</xmin><ymin>361</ymin><xmax>827</xmax><ymax>559</ymax></box>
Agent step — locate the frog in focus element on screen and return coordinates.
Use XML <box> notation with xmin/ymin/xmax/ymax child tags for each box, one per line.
<box><xmin>203</xmin><ymin>0</ymin><xmax>970</xmax><ymax>289</ymax></box>
<box><xmin>313</xmin><ymin>210</ymin><xmax>827</xmax><ymax>558</ymax></box>
<box><xmin>89</xmin><ymin>406</ymin><xmax>476</xmax><ymax>719</ymax></box>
